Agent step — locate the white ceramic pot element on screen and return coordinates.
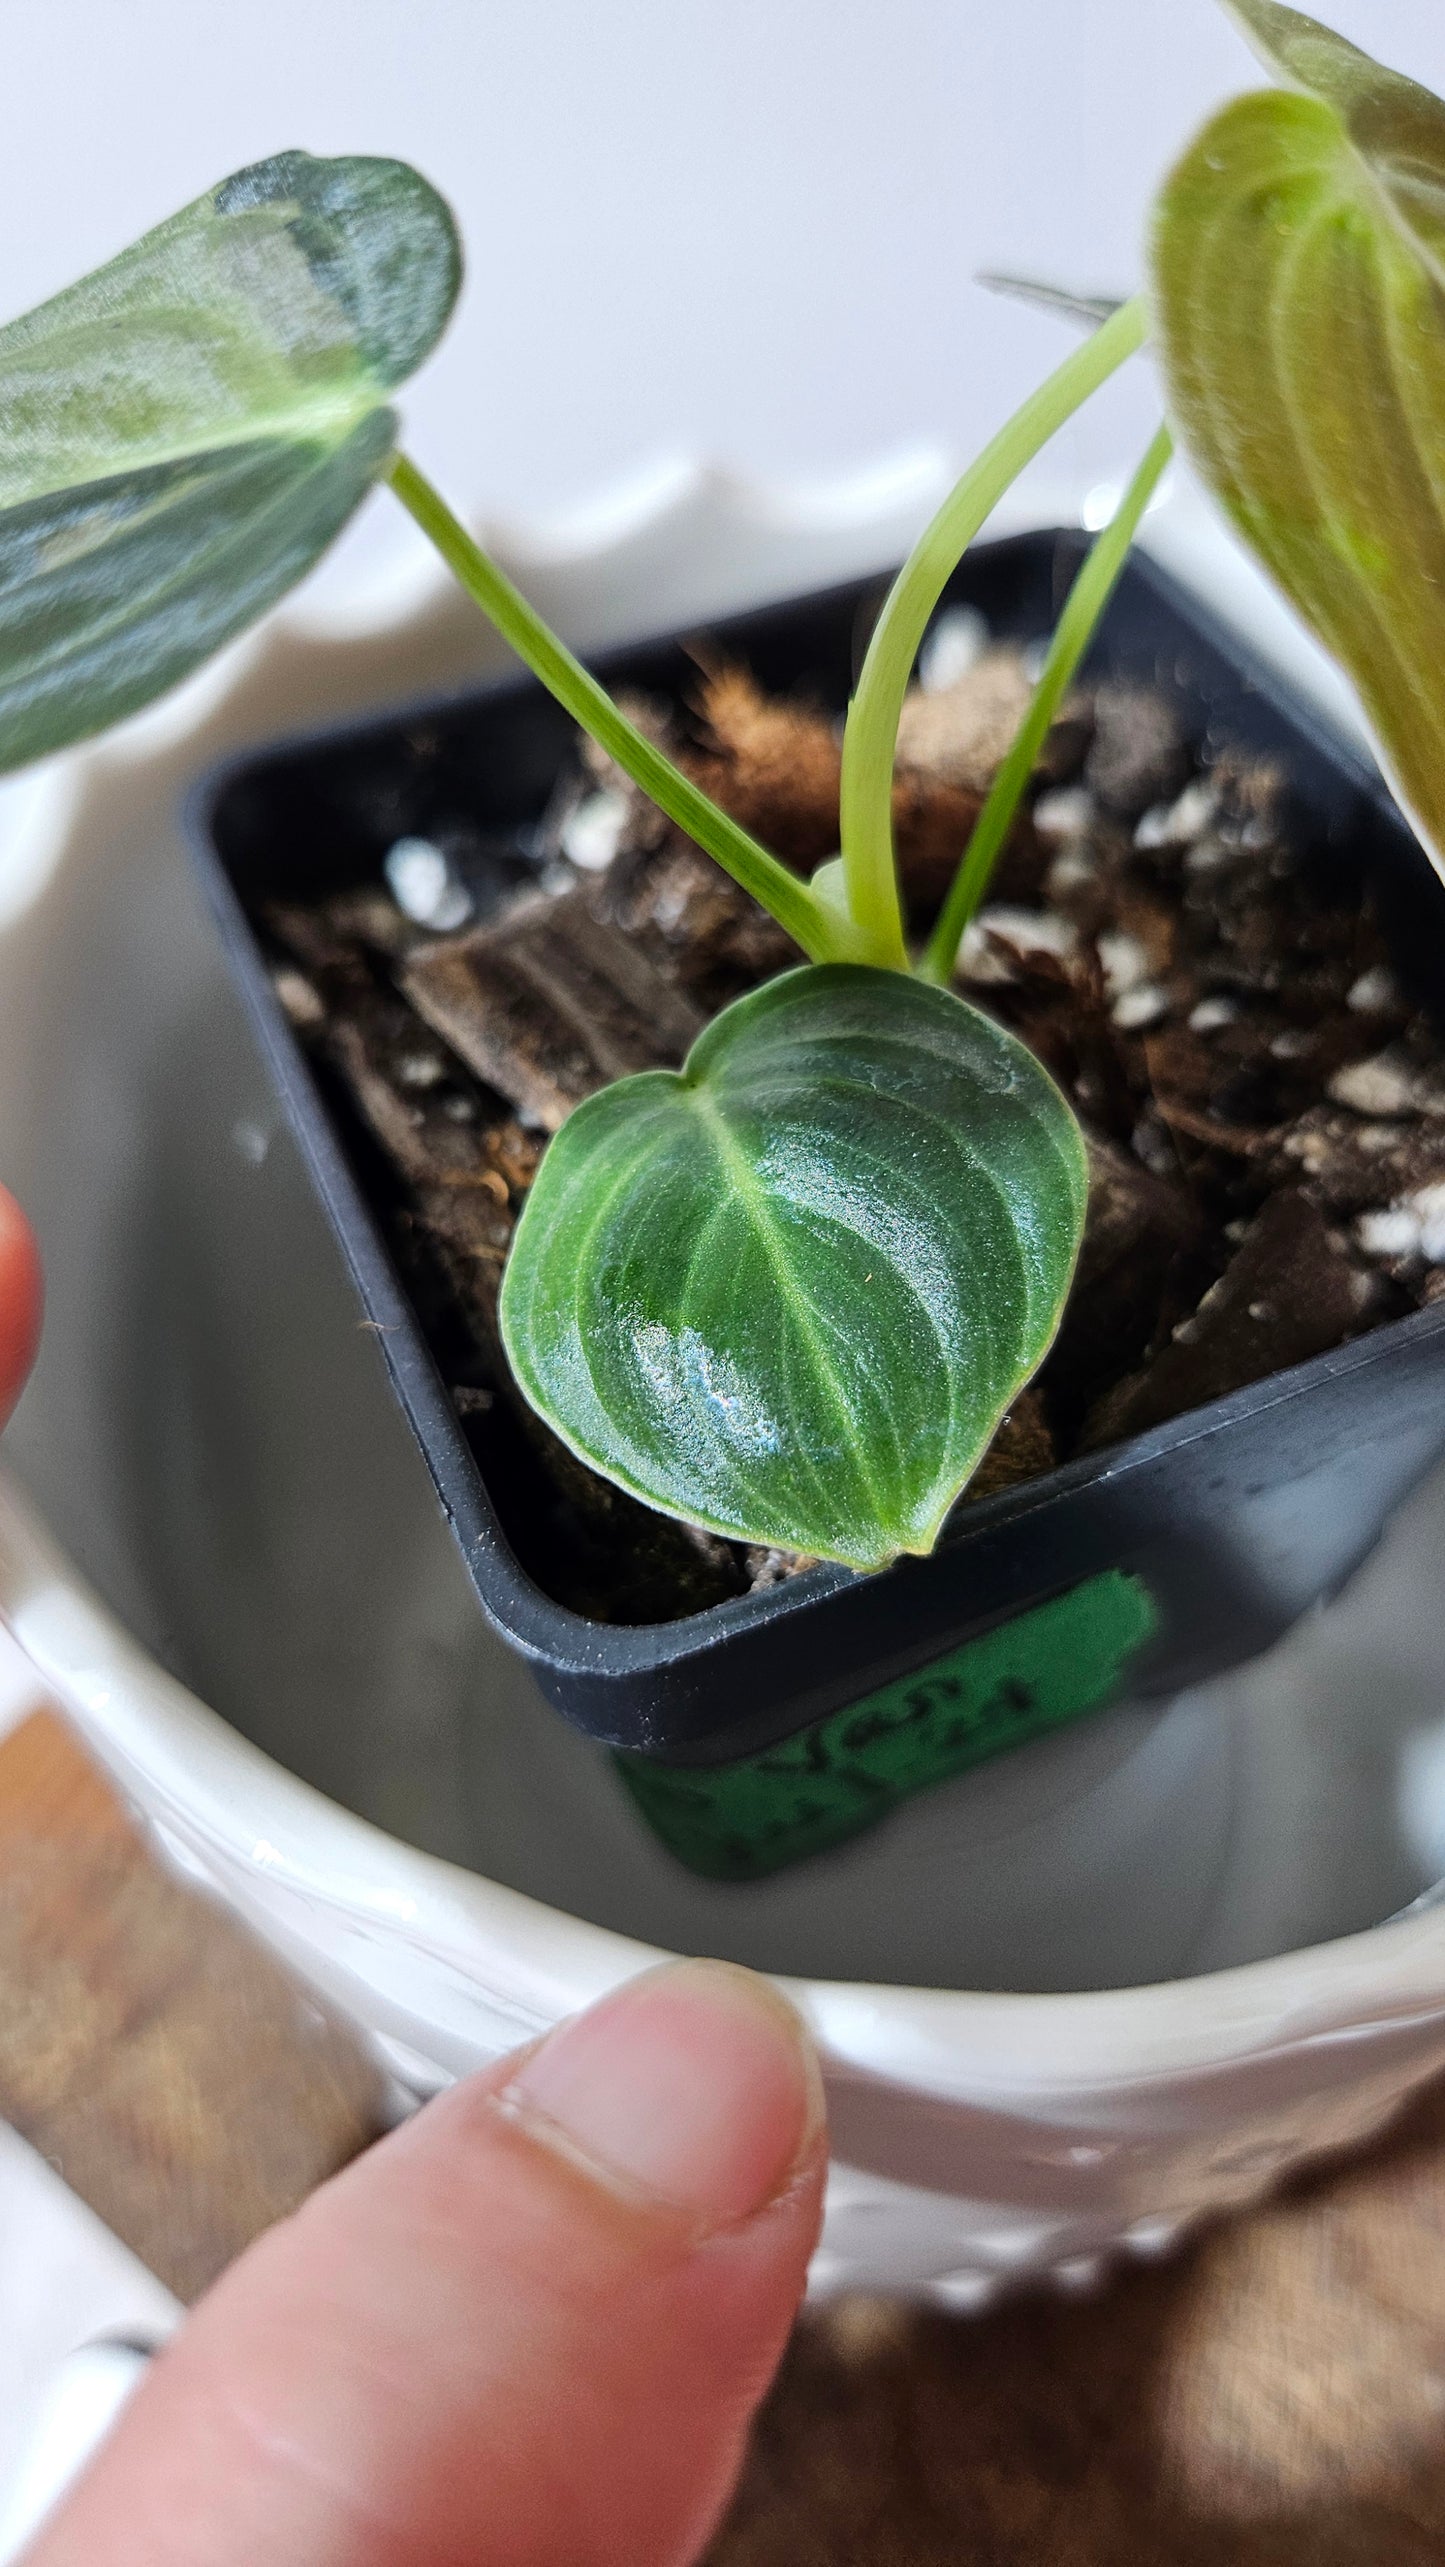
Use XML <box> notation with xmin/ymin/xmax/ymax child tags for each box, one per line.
<box><xmin>5</xmin><ymin>461</ymin><xmax>1445</xmax><ymax>2305</ymax></box>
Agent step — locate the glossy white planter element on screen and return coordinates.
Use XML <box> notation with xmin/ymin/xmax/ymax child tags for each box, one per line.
<box><xmin>4</xmin><ymin>463</ymin><xmax>1445</xmax><ymax>2303</ymax></box>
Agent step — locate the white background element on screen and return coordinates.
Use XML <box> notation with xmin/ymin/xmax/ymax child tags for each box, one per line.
<box><xmin>0</xmin><ymin>0</ymin><xmax>1441</xmax><ymax>528</ymax></box>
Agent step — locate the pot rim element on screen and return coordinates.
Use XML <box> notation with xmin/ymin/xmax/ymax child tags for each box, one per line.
<box><xmin>5</xmin><ymin>1466</ymin><xmax>1444</xmax><ymax>2101</ymax></box>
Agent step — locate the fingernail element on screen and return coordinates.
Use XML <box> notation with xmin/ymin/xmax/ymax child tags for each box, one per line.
<box><xmin>497</xmin><ymin>1960</ymin><xmax>824</xmax><ymax>2228</ymax></box>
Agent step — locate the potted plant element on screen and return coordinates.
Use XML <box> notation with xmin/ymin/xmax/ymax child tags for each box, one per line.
<box><xmin>5</xmin><ymin>0</ymin><xmax>1445</xmax><ymax>1900</ymax></box>
<box><xmin>9</xmin><ymin>0</ymin><xmax>1445</xmax><ymax>2301</ymax></box>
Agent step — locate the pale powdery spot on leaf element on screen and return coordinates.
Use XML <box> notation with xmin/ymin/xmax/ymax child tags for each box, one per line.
<box><xmin>631</xmin><ymin>1323</ymin><xmax>783</xmax><ymax>1461</ymax></box>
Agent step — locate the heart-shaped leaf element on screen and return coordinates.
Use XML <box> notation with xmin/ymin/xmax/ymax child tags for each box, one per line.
<box><xmin>0</xmin><ymin>151</ymin><xmax>460</xmax><ymax>772</ymax></box>
<box><xmin>499</xmin><ymin>965</ymin><xmax>1087</xmax><ymax>1573</ymax></box>
<box><xmin>1150</xmin><ymin>7</ymin><xmax>1445</xmax><ymax>871</ymax></box>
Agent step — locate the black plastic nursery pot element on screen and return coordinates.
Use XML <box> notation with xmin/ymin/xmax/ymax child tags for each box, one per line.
<box><xmin>194</xmin><ymin>530</ymin><xmax>1445</xmax><ymax>1880</ymax></box>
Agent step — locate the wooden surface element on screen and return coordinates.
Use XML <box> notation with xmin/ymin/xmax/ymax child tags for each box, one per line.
<box><xmin>0</xmin><ymin>1708</ymin><xmax>387</xmax><ymax>2301</ymax></box>
<box><xmin>7</xmin><ymin>1710</ymin><xmax>1445</xmax><ymax>2561</ymax></box>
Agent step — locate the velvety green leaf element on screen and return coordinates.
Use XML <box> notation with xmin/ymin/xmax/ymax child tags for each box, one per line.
<box><xmin>499</xmin><ymin>965</ymin><xmax>1087</xmax><ymax>1573</ymax></box>
<box><xmin>1219</xmin><ymin>0</ymin><xmax>1445</xmax><ymax>285</ymax></box>
<box><xmin>0</xmin><ymin>151</ymin><xmax>460</xmax><ymax>770</ymax></box>
<box><xmin>1151</xmin><ymin>14</ymin><xmax>1445</xmax><ymax>872</ymax></box>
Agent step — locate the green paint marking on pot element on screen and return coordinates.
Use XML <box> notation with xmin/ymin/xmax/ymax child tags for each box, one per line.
<box><xmin>614</xmin><ymin>1571</ymin><xmax>1158</xmax><ymax>1881</ymax></box>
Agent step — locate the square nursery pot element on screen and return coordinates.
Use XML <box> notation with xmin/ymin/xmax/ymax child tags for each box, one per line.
<box><xmin>192</xmin><ymin>529</ymin><xmax>1445</xmax><ymax>1882</ymax></box>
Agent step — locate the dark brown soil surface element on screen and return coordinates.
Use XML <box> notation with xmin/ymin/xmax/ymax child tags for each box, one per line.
<box><xmin>263</xmin><ymin>640</ymin><xmax>1445</xmax><ymax>1623</ymax></box>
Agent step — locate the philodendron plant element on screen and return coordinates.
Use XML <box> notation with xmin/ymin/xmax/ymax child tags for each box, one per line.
<box><xmin>0</xmin><ymin>0</ymin><xmax>1440</xmax><ymax>1576</ymax></box>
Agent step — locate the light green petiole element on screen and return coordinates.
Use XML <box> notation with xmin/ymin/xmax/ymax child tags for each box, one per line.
<box><xmin>387</xmin><ymin>454</ymin><xmax>866</xmax><ymax>965</ymax></box>
<box><xmin>921</xmin><ymin>419</ymin><xmax>1175</xmax><ymax>986</ymax></box>
<box><xmin>837</xmin><ymin>295</ymin><xmax>1150</xmax><ymax>972</ymax></box>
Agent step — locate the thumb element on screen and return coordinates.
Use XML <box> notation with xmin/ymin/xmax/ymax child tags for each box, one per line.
<box><xmin>28</xmin><ymin>1960</ymin><xmax>825</xmax><ymax>2567</ymax></box>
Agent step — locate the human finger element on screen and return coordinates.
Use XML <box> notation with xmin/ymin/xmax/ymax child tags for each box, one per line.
<box><xmin>28</xmin><ymin>1958</ymin><xmax>825</xmax><ymax>2567</ymax></box>
<box><xmin>0</xmin><ymin>1182</ymin><xmax>41</xmax><ymax>1426</ymax></box>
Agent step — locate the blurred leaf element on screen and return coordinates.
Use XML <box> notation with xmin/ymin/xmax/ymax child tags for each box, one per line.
<box><xmin>1220</xmin><ymin>0</ymin><xmax>1445</xmax><ymax>283</ymax></box>
<box><xmin>1151</xmin><ymin>6</ymin><xmax>1445</xmax><ymax>868</ymax></box>
<box><xmin>0</xmin><ymin>151</ymin><xmax>460</xmax><ymax>769</ymax></box>
<box><xmin>499</xmin><ymin>966</ymin><xmax>1087</xmax><ymax>1572</ymax></box>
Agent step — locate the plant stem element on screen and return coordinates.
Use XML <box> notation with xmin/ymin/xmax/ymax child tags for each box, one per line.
<box><xmin>387</xmin><ymin>453</ymin><xmax>865</xmax><ymax>965</ymax></box>
<box><xmin>838</xmin><ymin>294</ymin><xmax>1149</xmax><ymax>972</ymax></box>
<box><xmin>921</xmin><ymin>419</ymin><xmax>1174</xmax><ymax>986</ymax></box>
